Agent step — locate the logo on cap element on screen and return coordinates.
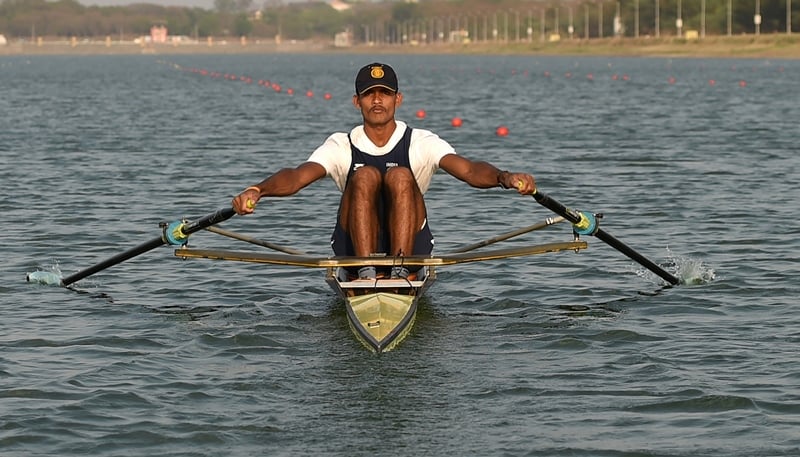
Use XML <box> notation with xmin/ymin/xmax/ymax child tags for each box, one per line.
<box><xmin>370</xmin><ymin>67</ymin><xmax>385</xmax><ymax>79</ymax></box>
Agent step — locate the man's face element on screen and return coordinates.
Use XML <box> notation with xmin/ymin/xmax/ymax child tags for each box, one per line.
<box><xmin>353</xmin><ymin>87</ymin><xmax>403</xmax><ymax>127</ymax></box>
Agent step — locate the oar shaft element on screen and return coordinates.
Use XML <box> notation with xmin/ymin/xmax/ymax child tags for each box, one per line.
<box><xmin>61</xmin><ymin>207</ymin><xmax>236</xmax><ymax>287</ymax></box>
<box><xmin>61</xmin><ymin>237</ymin><xmax>164</xmax><ymax>286</ymax></box>
<box><xmin>532</xmin><ymin>191</ymin><xmax>582</xmax><ymax>224</ymax></box>
<box><xmin>182</xmin><ymin>207</ymin><xmax>236</xmax><ymax>236</ymax></box>
<box><xmin>594</xmin><ymin>228</ymin><xmax>679</xmax><ymax>285</ymax></box>
<box><xmin>532</xmin><ymin>191</ymin><xmax>679</xmax><ymax>285</ymax></box>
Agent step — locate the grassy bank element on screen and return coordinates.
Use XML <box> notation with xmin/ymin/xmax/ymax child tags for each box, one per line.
<box><xmin>1</xmin><ymin>34</ymin><xmax>798</xmax><ymax>59</ymax></box>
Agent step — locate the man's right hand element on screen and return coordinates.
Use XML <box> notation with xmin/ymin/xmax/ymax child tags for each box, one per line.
<box><xmin>232</xmin><ymin>186</ymin><xmax>261</xmax><ymax>215</ymax></box>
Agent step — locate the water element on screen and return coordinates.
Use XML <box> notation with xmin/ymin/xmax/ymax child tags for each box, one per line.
<box><xmin>2</xmin><ymin>53</ymin><xmax>798</xmax><ymax>456</ymax></box>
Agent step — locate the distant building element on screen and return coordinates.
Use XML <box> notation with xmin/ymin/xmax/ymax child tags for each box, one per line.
<box><xmin>334</xmin><ymin>30</ymin><xmax>353</xmax><ymax>47</ymax></box>
<box><xmin>330</xmin><ymin>0</ymin><xmax>351</xmax><ymax>11</ymax></box>
<box><xmin>0</xmin><ymin>34</ymin><xmax>7</xmax><ymax>46</ymax></box>
<box><xmin>150</xmin><ymin>25</ymin><xmax>168</xmax><ymax>44</ymax></box>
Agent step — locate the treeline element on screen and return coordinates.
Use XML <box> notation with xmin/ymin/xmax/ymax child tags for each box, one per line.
<box><xmin>0</xmin><ymin>0</ymin><xmax>795</xmax><ymax>42</ymax></box>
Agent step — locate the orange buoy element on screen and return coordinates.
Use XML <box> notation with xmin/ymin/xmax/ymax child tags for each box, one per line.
<box><xmin>451</xmin><ymin>117</ymin><xmax>463</xmax><ymax>128</ymax></box>
<box><xmin>496</xmin><ymin>126</ymin><xmax>509</xmax><ymax>137</ymax></box>
<box><xmin>306</xmin><ymin>90</ymin><xmax>314</xmax><ymax>97</ymax></box>
<box><xmin>323</xmin><ymin>93</ymin><xmax>332</xmax><ymax>100</ymax></box>
<box><xmin>286</xmin><ymin>88</ymin><xmax>294</xmax><ymax>95</ymax></box>
<box><xmin>416</xmin><ymin>109</ymin><xmax>426</xmax><ymax>119</ymax></box>
<box><xmin>739</xmin><ymin>80</ymin><xmax>747</xmax><ymax>87</ymax></box>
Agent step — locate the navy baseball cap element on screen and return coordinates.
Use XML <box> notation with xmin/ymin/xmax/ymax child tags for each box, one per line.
<box><xmin>355</xmin><ymin>63</ymin><xmax>398</xmax><ymax>95</ymax></box>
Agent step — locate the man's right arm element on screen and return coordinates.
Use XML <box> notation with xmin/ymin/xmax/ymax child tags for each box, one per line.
<box><xmin>232</xmin><ymin>162</ymin><xmax>327</xmax><ymax>215</ymax></box>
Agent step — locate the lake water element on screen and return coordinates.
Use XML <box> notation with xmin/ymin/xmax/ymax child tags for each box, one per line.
<box><xmin>1</xmin><ymin>53</ymin><xmax>798</xmax><ymax>456</ymax></box>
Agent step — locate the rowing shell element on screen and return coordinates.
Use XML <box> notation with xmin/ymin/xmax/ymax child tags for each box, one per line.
<box><xmin>174</xmin><ymin>240</ymin><xmax>587</xmax><ymax>353</ymax></box>
<box><xmin>326</xmin><ymin>266</ymin><xmax>436</xmax><ymax>353</ymax></box>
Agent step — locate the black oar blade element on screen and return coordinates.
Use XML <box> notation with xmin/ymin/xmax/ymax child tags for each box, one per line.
<box><xmin>32</xmin><ymin>207</ymin><xmax>236</xmax><ymax>288</ymax></box>
<box><xmin>532</xmin><ymin>191</ymin><xmax>680</xmax><ymax>285</ymax></box>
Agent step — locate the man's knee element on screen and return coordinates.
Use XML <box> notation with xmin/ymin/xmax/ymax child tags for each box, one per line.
<box><xmin>384</xmin><ymin>167</ymin><xmax>416</xmax><ymax>190</ymax></box>
<box><xmin>351</xmin><ymin>165</ymin><xmax>381</xmax><ymax>181</ymax></box>
<box><xmin>349</xmin><ymin>166</ymin><xmax>382</xmax><ymax>191</ymax></box>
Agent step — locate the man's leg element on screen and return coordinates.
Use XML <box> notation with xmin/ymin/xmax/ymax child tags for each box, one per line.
<box><xmin>338</xmin><ymin>166</ymin><xmax>382</xmax><ymax>257</ymax></box>
<box><xmin>384</xmin><ymin>167</ymin><xmax>426</xmax><ymax>258</ymax></box>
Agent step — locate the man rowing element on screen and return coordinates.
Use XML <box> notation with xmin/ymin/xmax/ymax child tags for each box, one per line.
<box><xmin>231</xmin><ymin>62</ymin><xmax>536</xmax><ymax>280</ymax></box>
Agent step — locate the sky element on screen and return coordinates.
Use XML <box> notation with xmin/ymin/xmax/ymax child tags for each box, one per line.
<box><xmin>78</xmin><ymin>0</ymin><xmax>217</xmax><ymax>8</ymax></box>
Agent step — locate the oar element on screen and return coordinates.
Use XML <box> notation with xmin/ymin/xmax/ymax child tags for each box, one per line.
<box><xmin>205</xmin><ymin>226</ymin><xmax>305</xmax><ymax>255</ymax></box>
<box><xmin>28</xmin><ymin>207</ymin><xmax>236</xmax><ymax>287</ymax></box>
<box><xmin>448</xmin><ymin>216</ymin><xmax>565</xmax><ymax>253</ymax></box>
<box><xmin>531</xmin><ymin>189</ymin><xmax>680</xmax><ymax>285</ymax></box>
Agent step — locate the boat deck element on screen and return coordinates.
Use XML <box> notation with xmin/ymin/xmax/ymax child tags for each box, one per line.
<box><xmin>325</xmin><ymin>267</ymin><xmax>436</xmax><ymax>299</ymax></box>
<box><xmin>325</xmin><ymin>266</ymin><xmax>436</xmax><ymax>352</ymax></box>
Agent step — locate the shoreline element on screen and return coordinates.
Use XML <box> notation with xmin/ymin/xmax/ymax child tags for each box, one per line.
<box><xmin>1</xmin><ymin>35</ymin><xmax>798</xmax><ymax>59</ymax></box>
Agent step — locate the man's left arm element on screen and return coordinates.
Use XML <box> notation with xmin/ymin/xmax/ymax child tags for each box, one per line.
<box><xmin>438</xmin><ymin>153</ymin><xmax>535</xmax><ymax>194</ymax></box>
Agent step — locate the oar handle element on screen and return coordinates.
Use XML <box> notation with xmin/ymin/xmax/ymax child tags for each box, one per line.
<box><xmin>531</xmin><ymin>190</ymin><xmax>680</xmax><ymax>285</ymax></box>
<box><xmin>61</xmin><ymin>207</ymin><xmax>236</xmax><ymax>287</ymax></box>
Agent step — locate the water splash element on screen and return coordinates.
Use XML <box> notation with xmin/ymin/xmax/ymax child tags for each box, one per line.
<box><xmin>672</xmin><ymin>256</ymin><xmax>716</xmax><ymax>285</ymax></box>
<box><xmin>635</xmin><ymin>248</ymin><xmax>716</xmax><ymax>286</ymax></box>
<box><xmin>26</xmin><ymin>261</ymin><xmax>64</xmax><ymax>286</ymax></box>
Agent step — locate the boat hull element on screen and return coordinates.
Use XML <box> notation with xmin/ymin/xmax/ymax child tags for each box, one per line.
<box><xmin>326</xmin><ymin>267</ymin><xmax>435</xmax><ymax>353</ymax></box>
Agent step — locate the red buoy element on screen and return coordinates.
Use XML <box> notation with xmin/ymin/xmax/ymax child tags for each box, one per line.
<box><xmin>496</xmin><ymin>126</ymin><xmax>509</xmax><ymax>137</ymax></box>
<box><xmin>451</xmin><ymin>117</ymin><xmax>463</xmax><ymax>128</ymax></box>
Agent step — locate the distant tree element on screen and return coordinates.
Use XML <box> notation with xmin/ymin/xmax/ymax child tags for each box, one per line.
<box><xmin>214</xmin><ymin>0</ymin><xmax>236</xmax><ymax>14</ymax></box>
<box><xmin>262</xmin><ymin>3</ymin><xmax>342</xmax><ymax>40</ymax></box>
<box><xmin>390</xmin><ymin>2</ymin><xmax>420</xmax><ymax>23</ymax></box>
<box><xmin>233</xmin><ymin>13</ymin><xmax>252</xmax><ymax>36</ymax></box>
<box><xmin>215</xmin><ymin>0</ymin><xmax>252</xmax><ymax>14</ymax></box>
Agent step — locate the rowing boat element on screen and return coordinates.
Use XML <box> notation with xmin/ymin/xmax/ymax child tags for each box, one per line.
<box><xmin>174</xmin><ymin>240</ymin><xmax>586</xmax><ymax>353</ymax></box>
<box><xmin>327</xmin><ymin>266</ymin><xmax>436</xmax><ymax>352</ymax></box>
<box><xmin>28</xmin><ymin>190</ymin><xmax>681</xmax><ymax>354</ymax></box>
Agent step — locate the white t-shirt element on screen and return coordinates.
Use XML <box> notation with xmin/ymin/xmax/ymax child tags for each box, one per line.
<box><xmin>307</xmin><ymin>121</ymin><xmax>455</xmax><ymax>194</ymax></box>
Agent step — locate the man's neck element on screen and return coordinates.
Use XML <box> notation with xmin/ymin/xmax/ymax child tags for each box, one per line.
<box><xmin>363</xmin><ymin>120</ymin><xmax>398</xmax><ymax>147</ymax></box>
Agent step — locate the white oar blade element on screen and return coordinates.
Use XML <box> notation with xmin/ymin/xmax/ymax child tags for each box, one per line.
<box><xmin>26</xmin><ymin>271</ymin><xmax>63</xmax><ymax>286</ymax></box>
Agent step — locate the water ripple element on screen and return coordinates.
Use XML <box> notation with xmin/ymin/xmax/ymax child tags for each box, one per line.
<box><xmin>2</xmin><ymin>54</ymin><xmax>799</xmax><ymax>457</ymax></box>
